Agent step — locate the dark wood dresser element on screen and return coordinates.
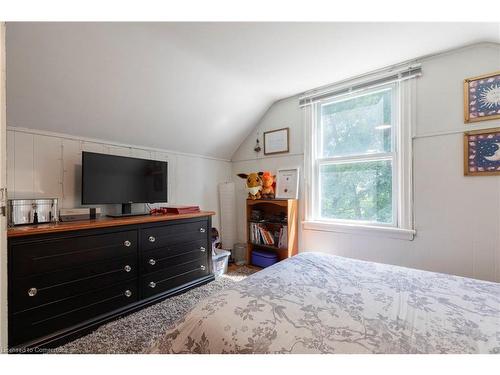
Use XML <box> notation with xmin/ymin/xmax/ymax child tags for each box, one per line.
<box><xmin>7</xmin><ymin>212</ymin><xmax>215</xmax><ymax>349</ymax></box>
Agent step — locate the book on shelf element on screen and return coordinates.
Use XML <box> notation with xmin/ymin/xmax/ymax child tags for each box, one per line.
<box><xmin>249</xmin><ymin>222</ymin><xmax>288</xmax><ymax>248</ymax></box>
<box><xmin>259</xmin><ymin>226</ymin><xmax>274</xmax><ymax>245</ymax></box>
<box><xmin>278</xmin><ymin>225</ymin><xmax>288</xmax><ymax>248</ymax></box>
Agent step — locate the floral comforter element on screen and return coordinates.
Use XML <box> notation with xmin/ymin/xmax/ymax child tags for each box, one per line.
<box><xmin>148</xmin><ymin>252</ymin><xmax>500</xmax><ymax>354</ymax></box>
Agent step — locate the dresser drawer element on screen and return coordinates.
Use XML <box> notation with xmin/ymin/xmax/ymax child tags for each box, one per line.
<box><xmin>141</xmin><ymin>239</ymin><xmax>208</xmax><ymax>274</ymax></box>
<box><xmin>141</xmin><ymin>258</ymin><xmax>209</xmax><ymax>299</ymax></box>
<box><xmin>141</xmin><ymin>220</ymin><xmax>208</xmax><ymax>251</ymax></box>
<box><xmin>11</xmin><ymin>256</ymin><xmax>138</xmax><ymax>313</ymax></box>
<box><xmin>11</xmin><ymin>230</ymin><xmax>138</xmax><ymax>278</ymax></box>
<box><xmin>11</xmin><ymin>280</ymin><xmax>138</xmax><ymax>347</ymax></box>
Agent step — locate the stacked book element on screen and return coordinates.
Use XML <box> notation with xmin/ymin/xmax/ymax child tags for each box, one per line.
<box><xmin>165</xmin><ymin>205</ymin><xmax>200</xmax><ymax>214</ymax></box>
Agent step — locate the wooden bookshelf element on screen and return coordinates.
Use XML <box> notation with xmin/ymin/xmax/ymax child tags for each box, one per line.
<box><xmin>246</xmin><ymin>198</ymin><xmax>298</xmax><ymax>264</ymax></box>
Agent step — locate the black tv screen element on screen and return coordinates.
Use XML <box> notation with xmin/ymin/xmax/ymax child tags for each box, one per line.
<box><xmin>82</xmin><ymin>152</ymin><xmax>168</xmax><ymax>205</ymax></box>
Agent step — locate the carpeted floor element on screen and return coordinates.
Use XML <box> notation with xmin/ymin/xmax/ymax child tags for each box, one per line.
<box><xmin>54</xmin><ymin>265</ymin><xmax>257</xmax><ymax>354</ymax></box>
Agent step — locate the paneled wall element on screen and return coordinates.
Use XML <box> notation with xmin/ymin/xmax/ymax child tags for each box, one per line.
<box><xmin>232</xmin><ymin>43</ymin><xmax>500</xmax><ymax>282</ymax></box>
<box><xmin>7</xmin><ymin>128</ymin><xmax>232</xmax><ymax>228</ymax></box>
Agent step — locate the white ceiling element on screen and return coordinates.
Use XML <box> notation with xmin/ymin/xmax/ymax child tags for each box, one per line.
<box><xmin>6</xmin><ymin>22</ymin><xmax>500</xmax><ymax>159</ymax></box>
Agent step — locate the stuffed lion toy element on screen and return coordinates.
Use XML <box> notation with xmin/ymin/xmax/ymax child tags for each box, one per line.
<box><xmin>237</xmin><ymin>172</ymin><xmax>263</xmax><ymax>200</ymax></box>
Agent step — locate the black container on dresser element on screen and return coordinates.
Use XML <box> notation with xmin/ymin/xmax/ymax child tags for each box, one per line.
<box><xmin>7</xmin><ymin>212</ymin><xmax>215</xmax><ymax>350</ymax></box>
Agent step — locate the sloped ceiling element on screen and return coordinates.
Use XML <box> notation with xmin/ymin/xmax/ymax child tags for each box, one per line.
<box><xmin>6</xmin><ymin>22</ymin><xmax>500</xmax><ymax>159</ymax></box>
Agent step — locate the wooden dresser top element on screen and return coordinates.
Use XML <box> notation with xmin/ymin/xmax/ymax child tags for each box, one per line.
<box><xmin>7</xmin><ymin>211</ymin><xmax>216</xmax><ymax>238</ymax></box>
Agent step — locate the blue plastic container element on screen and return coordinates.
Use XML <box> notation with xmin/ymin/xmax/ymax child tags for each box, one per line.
<box><xmin>251</xmin><ymin>250</ymin><xmax>278</xmax><ymax>268</ymax></box>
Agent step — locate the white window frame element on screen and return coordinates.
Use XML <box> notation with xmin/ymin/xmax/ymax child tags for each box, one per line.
<box><xmin>303</xmin><ymin>76</ymin><xmax>416</xmax><ymax>241</ymax></box>
<box><xmin>314</xmin><ymin>84</ymin><xmax>398</xmax><ymax>227</ymax></box>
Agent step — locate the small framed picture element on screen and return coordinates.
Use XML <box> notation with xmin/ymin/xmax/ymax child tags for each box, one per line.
<box><xmin>464</xmin><ymin>127</ymin><xmax>500</xmax><ymax>176</ymax></box>
<box><xmin>464</xmin><ymin>71</ymin><xmax>500</xmax><ymax>123</ymax></box>
<box><xmin>276</xmin><ymin>168</ymin><xmax>299</xmax><ymax>199</ymax></box>
<box><xmin>264</xmin><ymin>127</ymin><xmax>289</xmax><ymax>155</ymax></box>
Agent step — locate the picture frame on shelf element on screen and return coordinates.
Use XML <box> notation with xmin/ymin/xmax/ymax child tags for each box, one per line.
<box><xmin>263</xmin><ymin>127</ymin><xmax>289</xmax><ymax>155</ymax></box>
<box><xmin>464</xmin><ymin>127</ymin><xmax>500</xmax><ymax>176</ymax></box>
<box><xmin>276</xmin><ymin>168</ymin><xmax>299</xmax><ymax>199</ymax></box>
<box><xmin>464</xmin><ymin>71</ymin><xmax>500</xmax><ymax>123</ymax></box>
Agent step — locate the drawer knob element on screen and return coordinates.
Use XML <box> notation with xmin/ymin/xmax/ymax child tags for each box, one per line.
<box><xmin>148</xmin><ymin>258</ymin><xmax>156</xmax><ymax>266</ymax></box>
<box><xmin>124</xmin><ymin>290</ymin><xmax>132</xmax><ymax>298</ymax></box>
<box><xmin>149</xmin><ymin>281</ymin><xmax>156</xmax><ymax>288</ymax></box>
<box><xmin>148</xmin><ymin>236</ymin><xmax>156</xmax><ymax>243</ymax></box>
<box><xmin>200</xmin><ymin>265</ymin><xmax>206</xmax><ymax>271</ymax></box>
<box><xmin>124</xmin><ymin>265</ymin><xmax>132</xmax><ymax>272</ymax></box>
<box><xmin>124</xmin><ymin>240</ymin><xmax>132</xmax><ymax>247</ymax></box>
<box><xmin>199</xmin><ymin>228</ymin><xmax>206</xmax><ymax>233</ymax></box>
<box><xmin>28</xmin><ymin>287</ymin><xmax>38</xmax><ymax>297</ymax></box>
<box><xmin>200</xmin><ymin>246</ymin><xmax>206</xmax><ymax>252</ymax></box>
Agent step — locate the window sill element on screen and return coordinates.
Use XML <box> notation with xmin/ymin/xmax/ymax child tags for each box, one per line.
<box><xmin>302</xmin><ymin>220</ymin><xmax>416</xmax><ymax>241</ymax></box>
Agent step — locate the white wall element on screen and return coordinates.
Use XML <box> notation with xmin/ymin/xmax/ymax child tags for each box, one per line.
<box><xmin>6</xmin><ymin>43</ymin><xmax>500</xmax><ymax>283</ymax></box>
<box><xmin>7</xmin><ymin>128</ymin><xmax>232</xmax><ymax>229</ymax></box>
<box><xmin>232</xmin><ymin>96</ymin><xmax>304</xmax><ymax>247</ymax></box>
<box><xmin>8</xmin><ymin>23</ymin><xmax>498</xmax><ymax>160</ymax></box>
<box><xmin>232</xmin><ymin>43</ymin><xmax>500</xmax><ymax>282</ymax></box>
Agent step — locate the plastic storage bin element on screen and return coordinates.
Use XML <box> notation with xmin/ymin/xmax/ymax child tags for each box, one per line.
<box><xmin>212</xmin><ymin>249</ymin><xmax>231</xmax><ymax>277</ymax></box>
<box><xmin>251</xmin><ymin>250</ymin><xmax>278</xmax><ymax>268</ymax></box>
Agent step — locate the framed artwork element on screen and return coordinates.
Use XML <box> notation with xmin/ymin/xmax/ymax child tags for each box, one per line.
<box><xmin>264</xmin><ymin>127</ymin><xmax>289</xmax><ymax>155</ymax></box>
<box><xmin>464</xmin><ymin>71</ymin><xmax>500</xmax><ymax>123</ymax></box>
<box><xmin>276</xmin><ymin>168</ymin><xmax>299</xmax><ymax>199</ymax></box>
<box><xmin>464</xmin><ymin>127</ymin><xmax>500</xmax><ymax>176</ymax></box>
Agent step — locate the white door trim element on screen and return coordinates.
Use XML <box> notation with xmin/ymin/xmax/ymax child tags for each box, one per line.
<box><xmin>0</xmin><ymin>21</ymin><xmax>8</xmax><ymax>350</ymax></box>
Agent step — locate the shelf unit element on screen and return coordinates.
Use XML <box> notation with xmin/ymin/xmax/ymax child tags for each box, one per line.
<box><xmin>246</xmin><ymin>198</ymin><xmax>298</xmax><ymax>264</ymax></box>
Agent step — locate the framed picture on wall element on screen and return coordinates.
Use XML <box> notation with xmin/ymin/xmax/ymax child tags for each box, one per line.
<box><xmin>464</xmin><ymin>127</ymin><xmax>500</xmax><ymax>176</ymax></box>
<box><xmin>264</xmin><ymin>127</ymin><xmax>289</xmax><ymax>155</ymax></box>
<box><xmin>276</xmin><ymin>168</ymin><xmax>299</xmax><ymax>199</ymax></box>
<box><xmin>464</xmin><ymin>71</ymin><xmax>500</xmax><ymax>123</ymax></box>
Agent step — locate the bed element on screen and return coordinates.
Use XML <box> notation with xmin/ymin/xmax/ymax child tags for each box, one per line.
<box><xmin>148</xmin><ymin>252</ymin><xmax>500</xmax><ymax>354</ymax></box>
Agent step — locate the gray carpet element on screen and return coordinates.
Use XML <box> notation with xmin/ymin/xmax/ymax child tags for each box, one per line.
<box><xmin>55</xmin><ymin>266</ymin><xmax>257</xmax><ymax>354</ymax></box>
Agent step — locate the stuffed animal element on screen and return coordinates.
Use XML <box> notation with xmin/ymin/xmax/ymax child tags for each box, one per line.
<box><xmin>237</xmin><ymin>172</ymin><xmax>263</xmax><ymax>200</ymax></box>
<box><xmin>261</xmin><ymin>171</ymin><xmax>276</xmax><ymax>199</ymax></box>
<box><xmin>211</xmin><ymin>227</ymin><xmax>222</xmax><ymax>256</ymax></box>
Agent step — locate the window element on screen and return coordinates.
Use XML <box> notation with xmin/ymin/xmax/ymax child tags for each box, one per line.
<box><xmin>315</xmin><ymin>84</ymin><xmax>397</xmax><ymax>226</ymax></box>
<box><xmin>303</xmin><ymin>67</ymin><xmax>419</xmax><ymax>240</ymax></box>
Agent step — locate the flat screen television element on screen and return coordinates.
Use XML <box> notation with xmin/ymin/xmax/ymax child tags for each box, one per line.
<box><xmin>82</xmin><ymin>151</ymin><xmax>168</xmax><ymax>217</ymax></box>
